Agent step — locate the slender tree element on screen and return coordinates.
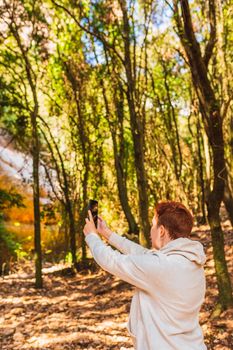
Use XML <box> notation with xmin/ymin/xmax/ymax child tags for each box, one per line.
<box><xmin>0</xmin><ymin>0</ymin><xmax>45</xmax><ymax>288</ymax></box>
<box><xmin>38</xmin><ymin>116</ymin><xmax>78</xmax><ymax>266</ymax></box>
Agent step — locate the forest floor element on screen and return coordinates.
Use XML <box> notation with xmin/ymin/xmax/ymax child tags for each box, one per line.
<box><xmin>0</xmin><ymin>222</ymin><xmax>233</xmax><ymax>350</ymax></box>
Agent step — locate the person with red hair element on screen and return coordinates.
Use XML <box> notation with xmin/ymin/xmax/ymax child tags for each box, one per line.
<box><xmin>83</xmin><ymin>201</ymin><xmax>207</xmax><ymax>350</ymax></box>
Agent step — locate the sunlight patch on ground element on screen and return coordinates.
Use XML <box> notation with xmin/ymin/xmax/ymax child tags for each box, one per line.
<box><xmin>41</xmin><ymin>263</ymin><xmax>72</xmax><ymax>274</ymax></box>
<box><xmin>24</xmin><ymin>331</ymin><xmax>129</xmax><ymax>348</ymax></box>
<box><xmin>1</xmin><ymin>296</ymin><xmax>23</xmax><ymax>305</ymax></box>
<box><xmin>25</xmin><ymin>332</ymin><xmax>80</xmax><ymax>347</ymax></box>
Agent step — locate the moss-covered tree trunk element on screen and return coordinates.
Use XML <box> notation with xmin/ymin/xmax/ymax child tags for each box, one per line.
<box><xmin>173</xmin><ymin>0</ymin><xmax>233</xmax><ymax>312</ymax></box>
<box><xmin>120</xmin><ymin>0</ymin><xmax>150</xmax><ymax>246</ymax></box>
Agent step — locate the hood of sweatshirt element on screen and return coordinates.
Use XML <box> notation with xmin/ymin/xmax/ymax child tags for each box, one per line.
<box><xmin>158</xmin><ymin>237</ymin><xmax>206</xmax><ymax>266</ymax></box>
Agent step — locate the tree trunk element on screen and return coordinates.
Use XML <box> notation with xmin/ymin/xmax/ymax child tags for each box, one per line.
<box><xmin>80</xmin><ymin>168</ymin><xmax>89</xmax><ymax>262</ymax></box>
<box><xmin>173</xmin><ymin>0</ymin><xmax>233</xmax><ymax>312</ymax></box>
<box><xmin>63</xmin><ymin>60</ymin><xmax>90</xmax><ymax>262</ymax></box>
<box><xmin>223</xmin><ymin>182</ymin><xmax>233</xmax><ymax>227</ymax></box>
<box><xmin>112</xmin><ymin>131</ymin><xmax>139</xmax><ymax>235</ymax></box>
<box><xmin>101</xmin><ymin>74</ymin><xmax>139</xmax><ymax>235</ymax></box>
<box><xmin>66</xmin><ymin>200</ymin><xmax>77</xmax><ymax>265</ymax></box>
<box><xmin>206</xmin><ymin>113</ymin><xmax>233</xmax><ymax>311</ymax></box>
<box><xmin>162</xmin><ymin>60</ymin><xmax>183</xmax><ymax>179</ymax></box>
<box><xmin>214</xmin><ymin>0</ymin><xmax>233</xmax><ymax>227</ymax></box>
<box><xmin>10</xmin><ymin>22</ymin><xmax>43</xmax><ymax>288</ymax></box>
<box><xmin>120</xmin><ymin>0</ymin><xmax>150</xmax><ymax>246</ymax></box>
<box><xmin>196</xmin><ymin>115</ymin><xmax>206</xmax><ymax>223</ymax></box>
<box><xmin>31</xmin><ymin>108</ymin><xmax>43</xmax><ymax>289</ymax></box>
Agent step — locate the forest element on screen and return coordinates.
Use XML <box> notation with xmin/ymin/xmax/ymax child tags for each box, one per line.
<box><xmin>0</xmin><ymin>0</ymin><xmax>233</xmax><ymax>349</ymax></box>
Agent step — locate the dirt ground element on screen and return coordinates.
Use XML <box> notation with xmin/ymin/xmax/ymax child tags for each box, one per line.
<box><xmin>0</xmin><ymin>224</ymin><xmax>233</xmax><ymax>350</ymax></box>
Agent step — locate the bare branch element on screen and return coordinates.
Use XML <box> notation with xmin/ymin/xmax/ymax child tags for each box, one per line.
<box><xmin>203</xmin><ymin>0</ymin><xmax>217</xmax><ymax>67</ymax></box>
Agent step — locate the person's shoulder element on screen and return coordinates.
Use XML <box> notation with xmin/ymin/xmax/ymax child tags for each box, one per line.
<box><xmin>129</xmin><ymin>250</ymin><xmax>165</xmax><ymax>263</ymax></box>
<box><xmin>144</xmin><ymin>249</ymin><xmax>169</xmax><ymax>264</ymax></box>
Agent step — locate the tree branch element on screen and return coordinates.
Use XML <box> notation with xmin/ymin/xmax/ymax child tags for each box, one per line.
<box><xmin>203</xmin><ymin>0</ymin><xmax>217</xmax><ymax>67</ymax></box>
<box><xmin>51</xmin><ymin>0</ymin><xmax>125</xmax><ymax>65</ymax></box>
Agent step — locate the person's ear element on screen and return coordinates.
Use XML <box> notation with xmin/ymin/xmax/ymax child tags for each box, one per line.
<box><xmin>159</xmin><ymin>225</ymin><xmax>166</xmax><ymax>237</ymax></box>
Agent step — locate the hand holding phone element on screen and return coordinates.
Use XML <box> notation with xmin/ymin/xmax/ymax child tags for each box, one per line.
<box><xmin>97</xmin><ymin>216</ymin><xmax>112</xmax><ymax>239</ymax></box>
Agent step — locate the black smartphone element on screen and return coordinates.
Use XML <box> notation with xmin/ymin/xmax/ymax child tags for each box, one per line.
<box><xmin>87</xmin><ymin>199</ymin><xmax>98</xmax><ymax>228</ymax></box>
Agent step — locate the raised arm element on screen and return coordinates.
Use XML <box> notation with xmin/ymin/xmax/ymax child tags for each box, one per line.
<box><xmin>98</xmin><ymin>216</ymin><xmax>150</xmax><ymax>255</ymax></box>
<box><xmin>85</xmin><ymin>233</ymin><xmax>160</xmax><ymax>291</ymax></box>
<box><xmin>83</xmin><ymin>214</ymin><xmax>162</xmax><ymax>290</ymax></box>
<box><xmin>108</xmin><ymin>231</ymin><xmax>150</xmax><ymax>255</ymax></box>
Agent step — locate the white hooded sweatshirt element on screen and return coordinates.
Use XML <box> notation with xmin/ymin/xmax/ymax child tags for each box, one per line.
<box><xmin>85</xmin><ymin>232</ymin><xmax>207</xmax><ymax>350</ymax></box>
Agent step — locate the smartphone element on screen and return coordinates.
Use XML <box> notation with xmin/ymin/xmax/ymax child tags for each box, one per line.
<box><xmin>87</xmin><ymin>199</ymin><xmax>98</xmax><ymax>228</ymax></box>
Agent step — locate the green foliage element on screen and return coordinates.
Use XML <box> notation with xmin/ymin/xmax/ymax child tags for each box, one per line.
<box><xmin>65</xmin><ymin>251</ymin><xmax>72</xmax><ymax>264</ymax></box>
<box><xmin>0</xmin><ymin>219</ymin><xmax>28</xmax><ymax>273</ymax></box>
<box><xmin>0</xmin><ymin>220</ymin><xmax>20</xmax><ymax>253</ymax></box>
<box><xmin>0</xmin><ymin>189</ymin><xmax>25</xmax><ymax>211</ymax></box>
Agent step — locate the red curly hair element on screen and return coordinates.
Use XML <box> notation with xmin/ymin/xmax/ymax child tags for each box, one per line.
<box><xmin>154</xmin><ymin>201</ymin><xmax>193</xmax><ymax>239</ymax></box>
